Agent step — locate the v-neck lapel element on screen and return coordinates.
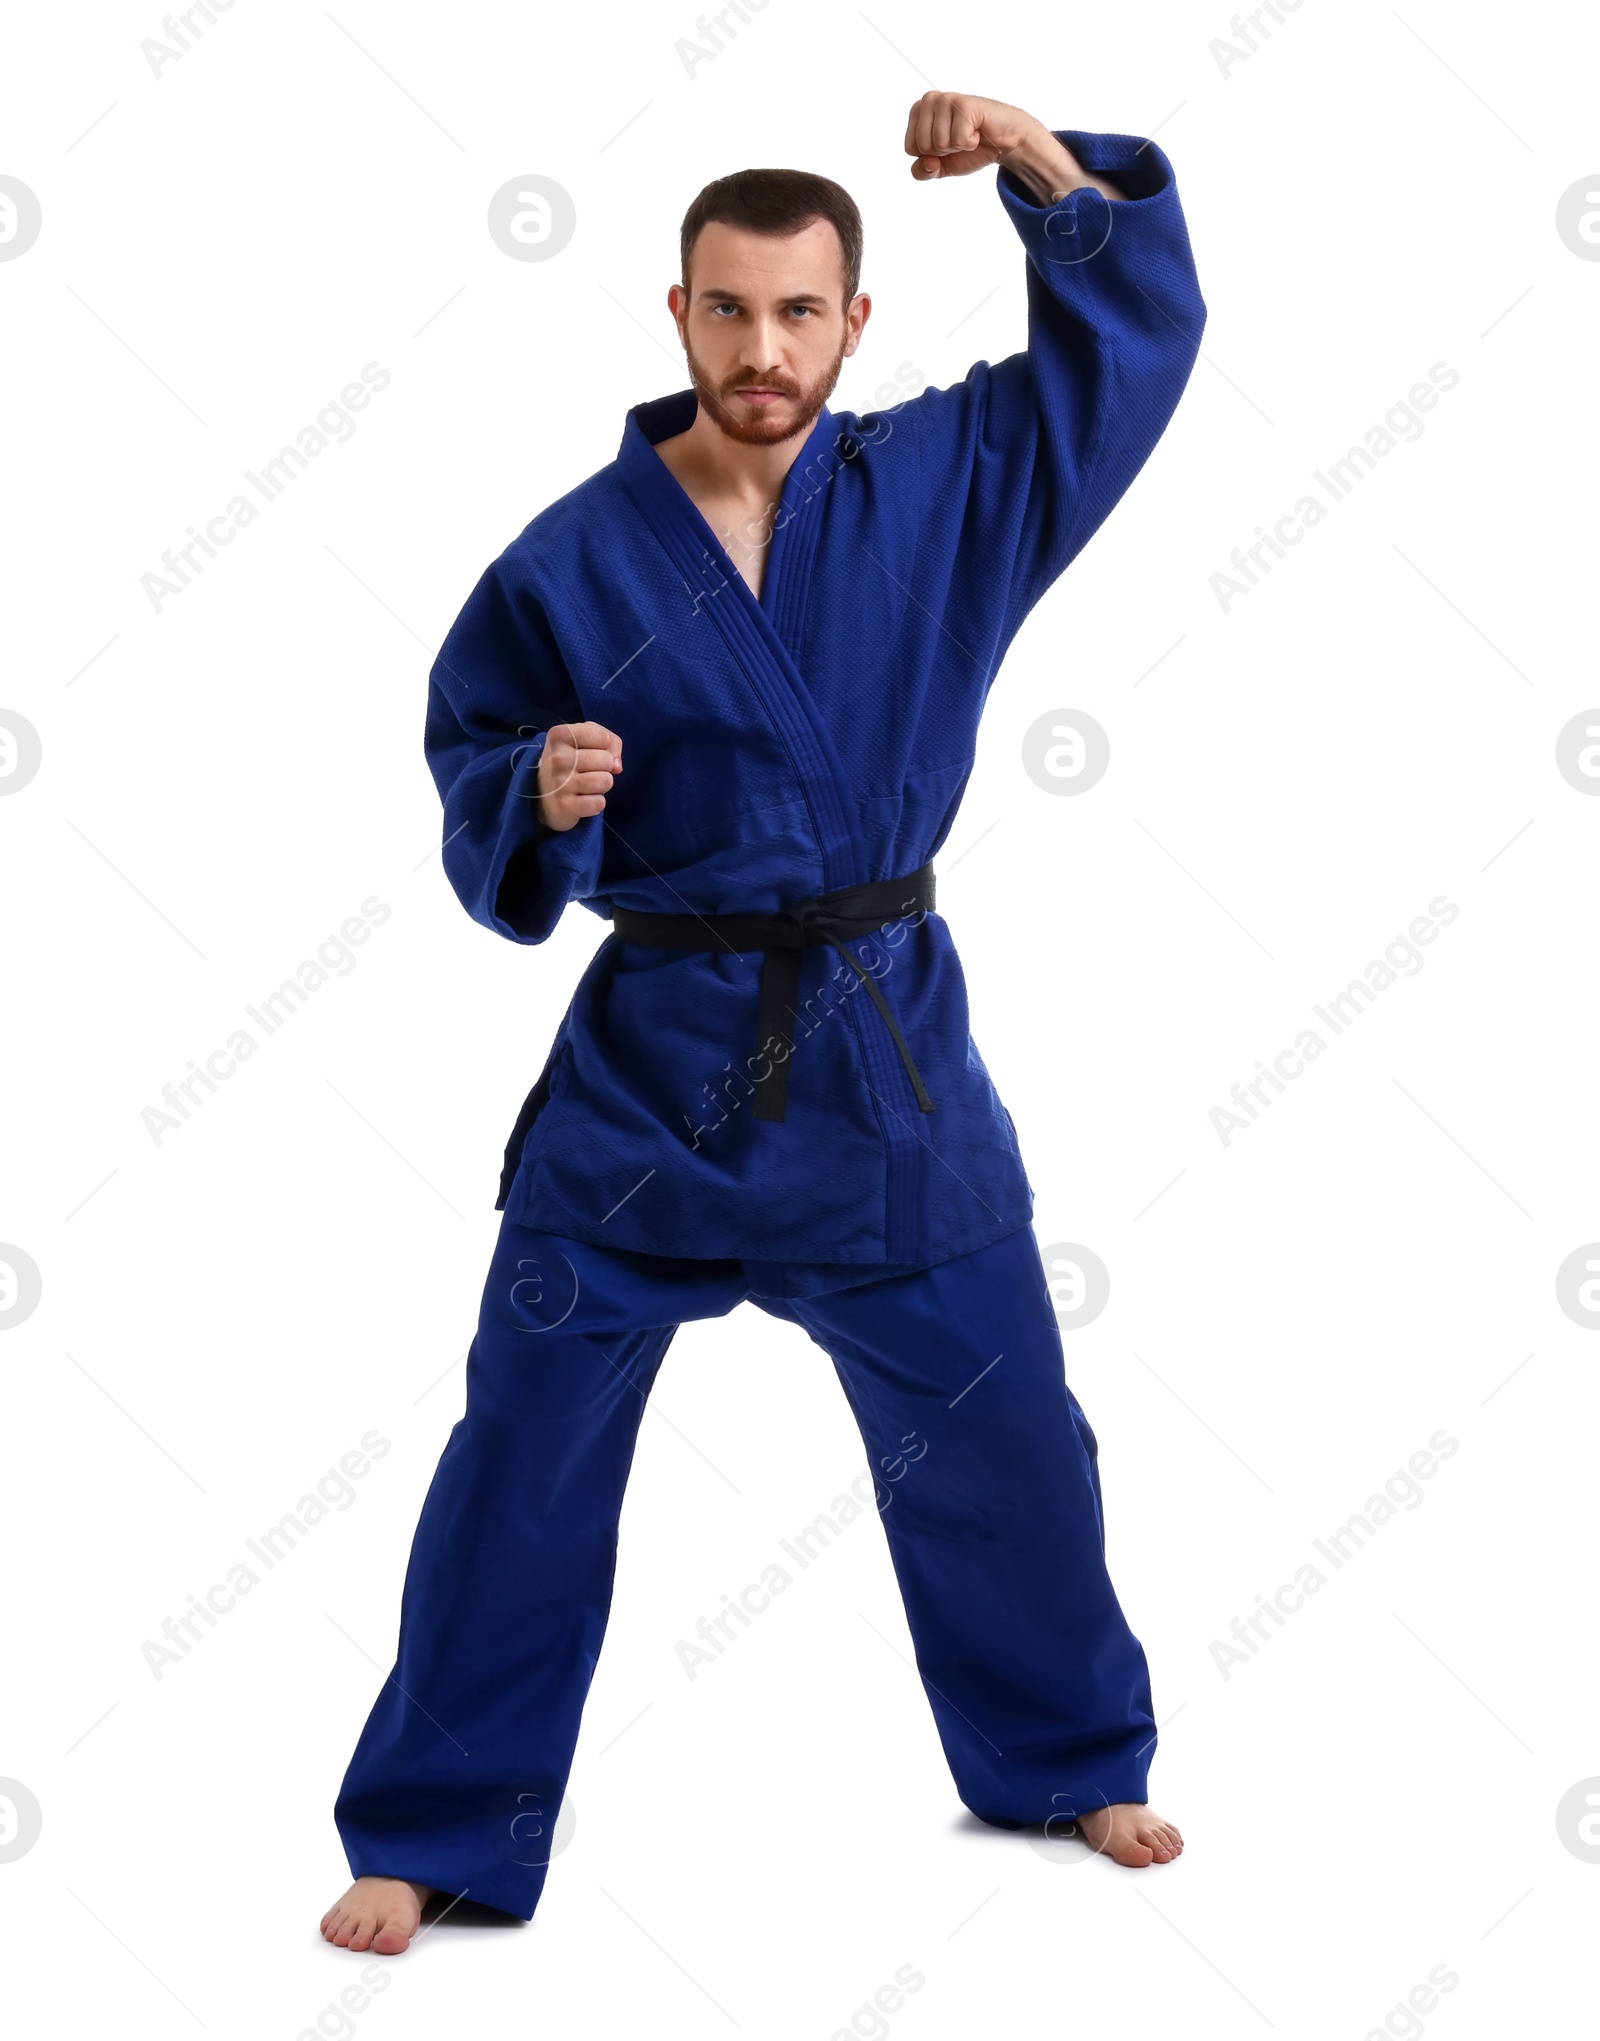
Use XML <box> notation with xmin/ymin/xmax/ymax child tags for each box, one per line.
<box><xmin>615</xmin><ymin>389</ymin><xmax>866</xmax><ymax>891</ymax></box>
<box><xmin>617</xmin><ymin>387</ymin><xmax>826</xmax><ymax>630</ymax></box>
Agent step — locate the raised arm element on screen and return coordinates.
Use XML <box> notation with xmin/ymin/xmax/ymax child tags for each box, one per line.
<box><xmin>422</xmin><ymin>544</ymin><xmax>615</xmax><ymax>944</ymax></box>
<box><xmin>906</xmin><ymin>92</ymin><xmax>1127</xmax><ymax>207</ymax></box>
<box><xmin>898</xmin><ymin>92</ymin><xmax>1206</xmax><ymax>641</ymax></box>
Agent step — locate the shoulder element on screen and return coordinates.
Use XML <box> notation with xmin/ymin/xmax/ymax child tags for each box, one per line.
<box><xmin>829</xmin><ymin>359</ymin><xmax>940</xmax><ymax>450</ymax></box>
<box><xmin>495</xmin><ymin>463</ymin><xmax>632</xmax><ymax>583</ymax></box>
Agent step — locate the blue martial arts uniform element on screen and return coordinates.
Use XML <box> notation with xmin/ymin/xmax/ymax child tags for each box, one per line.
<box><xmin>335</xmin><ymin>127</ymin><xmax>1204</xmax><ymax>1919</ymax></box>
<box><xmin>422</xmin><ymin>128</ymin><xmax>1205</xmax><ymax>1278</ymax></box>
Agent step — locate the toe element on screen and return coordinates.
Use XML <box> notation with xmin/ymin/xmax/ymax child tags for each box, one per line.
<box><xmin>371</xmin><ymin>1920</ymin><xmax>412</xmax><ymax>1956</ymax></box>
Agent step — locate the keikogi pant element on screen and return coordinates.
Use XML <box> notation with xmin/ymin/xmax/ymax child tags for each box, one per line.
<box><xmin>334</xmin><ymin>1212</ymin><xmax>1156</xmax><ymax>1919</ymax></box>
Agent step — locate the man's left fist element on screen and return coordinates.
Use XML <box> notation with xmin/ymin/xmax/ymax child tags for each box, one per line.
<box><xmin>902</xmin><ymin>91</ymin><xmax>1123</xmax><ymax>206</ymax></box>
<box><xmin>903</xmin><ymin>92</ymin><xmax>1040</xmax><ymax>181</ymax></box>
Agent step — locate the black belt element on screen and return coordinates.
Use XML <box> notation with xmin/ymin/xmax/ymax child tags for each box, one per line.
<box><xmin>609</xmin><ymin>863</ymin><xmax>937</xmax><ymax>1123</ymax></box>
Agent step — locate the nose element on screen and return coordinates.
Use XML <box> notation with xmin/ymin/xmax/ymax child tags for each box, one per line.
<box><xmin>739</xmin><ymin>314</ymin><xmax>786</xmax><ymax>374</ymax></box>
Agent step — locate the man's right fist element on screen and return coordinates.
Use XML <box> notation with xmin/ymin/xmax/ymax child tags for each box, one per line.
<box><xmin>535</xmin><ymin>720</ymin><xmax>623</xmax><ymax>831</ymax></box>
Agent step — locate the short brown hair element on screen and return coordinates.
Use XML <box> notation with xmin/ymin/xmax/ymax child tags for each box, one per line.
<box><xmin>680</xmin><ymin>168</ymin><xmax>863</xmax><ymax>307</ymax></box>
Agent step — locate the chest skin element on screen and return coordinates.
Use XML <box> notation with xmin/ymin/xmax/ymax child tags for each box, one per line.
<box><xmin>649</xmin><ymin>431</ymin><xmax>777</xmax><ymax>602</ymax></box>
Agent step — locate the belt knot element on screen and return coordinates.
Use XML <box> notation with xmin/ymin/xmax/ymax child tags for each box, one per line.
<box><xmin>608</xmin><ymin>862</ymin><xmax>937</xmax><ymax>1122</ymax></box>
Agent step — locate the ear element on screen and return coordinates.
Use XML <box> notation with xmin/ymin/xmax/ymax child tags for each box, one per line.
<box><xmin>842</xmin><ymin>291</ymin><xmax>871</xmax><ymax>358</ymax></box>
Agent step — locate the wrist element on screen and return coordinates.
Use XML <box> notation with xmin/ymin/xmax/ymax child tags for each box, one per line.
<box><xmin>998</xmin><ymin>125</ymin><xmax>1122</xmax><ymax>205</ymax></box>
<box><xmin>997</xmin><ymin>125</ymin><xmax>1081</xmax><ymax>204</ymax></box>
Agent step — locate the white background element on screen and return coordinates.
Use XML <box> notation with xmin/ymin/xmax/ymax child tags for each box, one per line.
<box><xmin>2</xmin><ymin>0</ymin><xmax>1596</xmax><ymax>2034</ymax></box>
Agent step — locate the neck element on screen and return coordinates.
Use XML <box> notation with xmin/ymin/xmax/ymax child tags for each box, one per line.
<box><xmin>671</xmin><ymin>395</ymin><xmax>820</xmax><ymax>505</ymax></box>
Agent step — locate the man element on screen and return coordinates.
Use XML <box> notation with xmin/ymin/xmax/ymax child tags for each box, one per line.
<box><xmin>322</xmin><ymin>89</ymin><xmax>1204</xmax><ymax>1957</ymax></box>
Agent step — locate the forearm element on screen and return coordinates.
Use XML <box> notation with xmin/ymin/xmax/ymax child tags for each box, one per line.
<box><xmin>999</xmin><ymin>126</ymin><xmax>1125</xmax><ymax>205</ymax></box>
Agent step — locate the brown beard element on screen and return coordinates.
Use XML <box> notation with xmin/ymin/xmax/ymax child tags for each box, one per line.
<box><xmin>685</xmin><ymin>327</ymin><xmax>850</xmax><ymax>446</ymax></box>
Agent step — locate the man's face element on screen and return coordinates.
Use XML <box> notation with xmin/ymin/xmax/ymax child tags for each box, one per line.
<box><xmin>669</xmin><ymin>218</ymin><xmax>870</xmax><ymax>447</ymax></box>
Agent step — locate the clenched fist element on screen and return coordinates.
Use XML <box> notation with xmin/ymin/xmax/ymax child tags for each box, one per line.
<box><xmin>903</xmin><ymin>92</ymin><xmax>1124</xmax><ymax>205</ymax></box>
<box><xmin>535</xmin><ymin>719</ymin><xmax>623</xmax><ymax>831</ymax></box>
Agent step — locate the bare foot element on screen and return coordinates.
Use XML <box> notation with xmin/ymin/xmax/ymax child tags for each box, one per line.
<box><xmin>1074</xmin><ymin>1802</ymin><xmax>1184</xmax><ymax>1867</ymax></box>
<box><xmin>320</xmin><ymin>1876</ymin><xmax>433</xmax><ymax>1955</ymax></box>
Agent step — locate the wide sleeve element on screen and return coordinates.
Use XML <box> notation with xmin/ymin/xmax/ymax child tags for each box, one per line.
<box><xmin>907</xmin><ymin>128</ymin><xmax>1206</xmax><ymax>638</ymax></box>
<box><xmin>422</xmin><ymin>544</ymin><xmax>606</xmax><ymax>944</ymax></box>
